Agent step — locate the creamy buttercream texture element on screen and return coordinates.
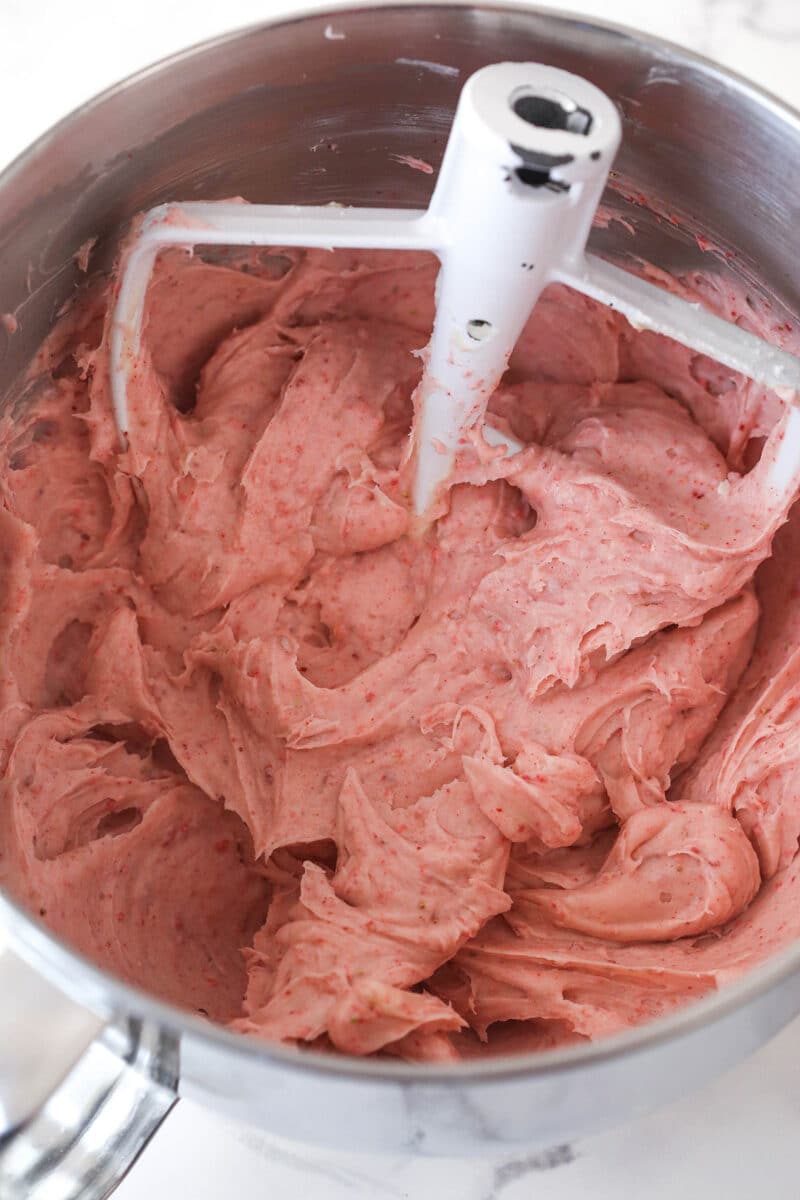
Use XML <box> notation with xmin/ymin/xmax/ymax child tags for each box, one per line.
<box><xmin>1</xmin><ymin>245</ymin><xmax>799</xmax><ymax>1061</ymax></box>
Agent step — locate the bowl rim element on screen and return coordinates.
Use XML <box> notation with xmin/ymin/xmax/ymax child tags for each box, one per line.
<box><xmin>2</xmin><ymin>0</ymin><xmax>800</xmax><ymax>1086</ymax></box>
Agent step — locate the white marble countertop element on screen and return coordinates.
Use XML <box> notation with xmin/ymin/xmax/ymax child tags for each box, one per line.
<box><xmin>117</xmin><ymin>1014</ymin><xmax>800</xmax><ymax>1200</ymax></box>
<box><xmin>1</xmin><ymin>0</ymin><xmax>799</xmax><ymax>1196</ymax></box>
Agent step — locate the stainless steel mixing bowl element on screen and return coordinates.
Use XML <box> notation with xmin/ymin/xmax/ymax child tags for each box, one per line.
<box><xmin>1</xmin><ymin>6</ymin><xmax>799</xmax><ymax>1198</ymax></box>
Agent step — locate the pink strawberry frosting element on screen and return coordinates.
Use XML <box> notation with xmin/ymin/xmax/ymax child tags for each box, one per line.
<box><xmin>1</xmin><ymin>242</ymin><xmax>799</xmax><ymax>1060</ymax></box>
